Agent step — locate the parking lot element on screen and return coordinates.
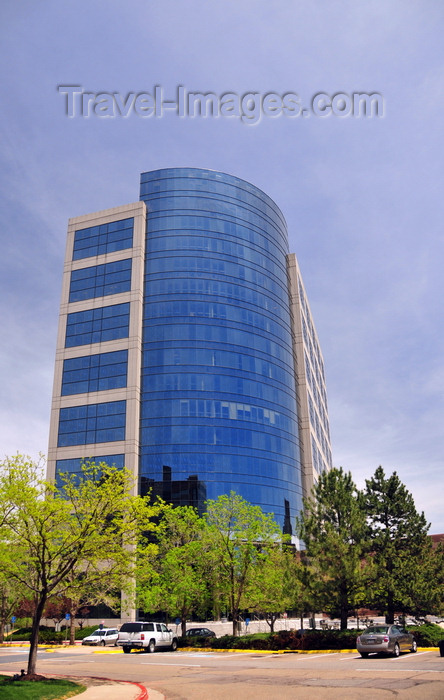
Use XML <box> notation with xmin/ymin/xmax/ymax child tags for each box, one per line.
<box><xmin>1</xmin><ymin>645</ymin><xmax>443</xmax><ymax>699</ymax></box>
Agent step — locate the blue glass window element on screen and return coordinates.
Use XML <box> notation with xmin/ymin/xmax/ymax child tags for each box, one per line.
<box><xmin>137</xmin><ymin>168</ymin><xmax>303</xmax><ymax>529</ymax></box>
<box><xmin>73</xmin><ymin>218</ymin><xmax>133</xmax><ymax>260</ymax></box>
<box><xmin>65</xmin><ymin>303</ymin><xmax>130</xmax><ymax>347</ymax></box>
<box><xmin>57</xmin><ymin>400</ymin><xmax>126</xmax><ymax>447</ymax></box>
<box><xmin>69</xmin><ymin>259</ymin><xmax>132</xmax><ymax>302</ymax></box>
<box><xmin>55</xmin><ymin>454</ymin><xmax>125</xmax><ymax>488</ymax></box>
<box><xmin>61</xmin><ymin>350</ymin><xmax>128</xmax><ymax>395</ymax></box>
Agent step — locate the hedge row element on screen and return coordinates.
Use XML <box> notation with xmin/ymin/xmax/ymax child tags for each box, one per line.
<box><xmin>179</xmin><ymin>623</ymin><xmax>444</xmax><ymax>651</ymax></box>
<box><xmin>7</xmin><ymin>627</ymin><xmax>65</xmax><ymax>643</ymax></box>
<box><xmin>178</xmin><ymin>629</ymin><xmax>358</xmax><ymax>650</ymax></box>
<box><xmin>406</xmin><ymin>623</ymin><xmax>444</xmax><ymax>647</ymax></box>
<box><xmin>7</xmin><ymin>624</ymin><xmax>100</xmax><ymax>643</ymax></box>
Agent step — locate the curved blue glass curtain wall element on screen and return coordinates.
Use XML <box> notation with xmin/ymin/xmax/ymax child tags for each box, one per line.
<box><xmin>139</xmin><ymin>168</ymin><xmax>302</xmax><ymax>531</ymax></box>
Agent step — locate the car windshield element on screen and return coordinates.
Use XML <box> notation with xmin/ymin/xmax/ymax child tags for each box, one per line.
<box><xmin>363</xmin><ymin>626</ymin><xmax>389</xmax><ymax>635</ymax></box>
<box><xmin>91</xmin><ymin>630</ymin><xmax>106</xmax><ymax>636</ymax></box>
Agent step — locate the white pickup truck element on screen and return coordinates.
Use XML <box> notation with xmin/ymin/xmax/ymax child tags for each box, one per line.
<box><xmin>117</xmin><ymin>621</ymin><xmax>178</xmax><ymax>653</ymax></box>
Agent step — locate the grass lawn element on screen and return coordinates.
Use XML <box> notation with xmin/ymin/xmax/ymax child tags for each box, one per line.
<box><xmin>0</xmin><ymin>675</ymin><xmax>86</xmax><ymax>699</ymax></box>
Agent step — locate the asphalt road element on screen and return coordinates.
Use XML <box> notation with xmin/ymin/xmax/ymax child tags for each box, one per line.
<box><xmin>1</xmin><ymin>646</ymin><xmax>443</xmax><ymax>700</ymax></box>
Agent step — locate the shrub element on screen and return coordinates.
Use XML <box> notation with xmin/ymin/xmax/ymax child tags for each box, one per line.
<box><xmin>297</xmin><ymin>629</ymin><xmax>357</xmax><ymax>650</ymax></box>
<box><xmin>8</xmin><ymin>627</ymin><xmax>33</xmax><ymax>641</ymax></box>
<box><xmin>38</xmin><ymin>628</ymin><xmax>65</xmax><ymax>644</ymax></box>
<box><xmin>177</xmin><ymin>635</ymin><xmax>214</xmax><ymax>648</ymax></box>
<box><xmin>407</xmin><ymin>623</ymin><xmax>444</xmax><ymax>647</ymax></box>
<box><xmin>8</xmin><ymin>626</ymin><xmax>65</xmax><ymax>643</ymax></box>
<box><xmin>269</xmin><ymin>630</ymin><xmax>300</xmax><ymax>650</ymax></box>
<box><xmin>75</xmin><ymin>625</ymin><xmax>99</xmax><ymax>640</ymax></box>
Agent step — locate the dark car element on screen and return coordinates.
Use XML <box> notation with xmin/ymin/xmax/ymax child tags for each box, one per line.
<box><xmin>185</xmin><ymin>627</ymin><xmax>216</xmax><ymax>638</ymax></box>
<box><xmin>357</xmin><ymin>625</ymin><xmax>417</xmax><ymax>658</ymax></box>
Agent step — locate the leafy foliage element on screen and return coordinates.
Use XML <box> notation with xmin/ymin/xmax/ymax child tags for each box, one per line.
<box><xmin>8</xmin><ymin>626</ymin><xmax>64</xmax><ymax>643</ymax></box>
<box><xmin>137</xmin><ymin>505</ymin><xmax>210</xmax><ymax>635</ymax></box>
<box><xmin>407</xmin><ymin>623</ymin><xmax>444</xmax><ymax>647</ymax></box>
<box><xmin>0</xmin><ymin>455</ymin><xmax>160</xmax><ymax>674</ymax></box>
<box><xmin>179</xmin><ymin>629</ymin><xmax>359</xmax><ymax>650</ymax></box>
<box><xmin>246</xmin><ymin>543</ymin><xmax>301</xmax><ymax>632</ymax></box>
<box><xmin>204</xmin><ymin>492</ymin><xmax>282</xmax><ymax>635</ymax></box>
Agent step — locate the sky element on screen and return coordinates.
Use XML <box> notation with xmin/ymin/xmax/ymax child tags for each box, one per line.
<box><xmin>0</xmin><ymin>1</ymin><xmax>443</xmax><ymax>532</ymax></box>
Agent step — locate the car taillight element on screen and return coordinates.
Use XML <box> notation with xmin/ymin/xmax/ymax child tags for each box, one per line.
<box><xmin>140</xmin><ymin>633</ymin><xmax>145</xmax><ymax>640</ymax></box>
<box><xmin>383</xmin><ymin>636</ymin><xmax>389</xmax><ymax>642</ymax></box>
<box><xmin>357</xmin><ymin>636</ymin><xmax>361</xmax><ymax>644</ymax></box>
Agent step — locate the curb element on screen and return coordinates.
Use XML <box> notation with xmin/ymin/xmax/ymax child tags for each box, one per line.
<box><xmin>179</xmin><ymin>645</ymin><xmax>439</xmax><ymax>654</ymax></box>
<box><xmin>84</xmin><ymin>676</ymin><xmax>149</xmax><ymax>700</ymax></box>
<box><xmin>3</xmin><ymin>642</ymin><xmax>439</xmax><ymax>655</ymax></box>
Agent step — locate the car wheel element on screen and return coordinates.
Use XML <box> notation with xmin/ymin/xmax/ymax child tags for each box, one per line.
<box><xmin>411</xmin><ymin>640</ymin><xmax>417</xmax><ymax>653</ymax></box>
<box><xmin>359</xmin><ymin>652</ymin><xmax>369</xmax><ymax>658</ymax></box>
<box><xmin>170</xmin><ymin>639</ymin><xmax>178</xmax><ymax>652</ymax></box>
<box><xmin>393</xmin><ymin>643</ymin><xmax>400</xmax><ymax>658</ymax></box>
<box><xmin>148</xmin><ymin>639</ymin><xmax>156</xmax><ymax>653</ymax></box>
<box><xmin>100</xmin><ymin>640</ymin><xmax>106</xmax><ymax>647</ymax></box>
<box><xmin>123</xmin><ymin>647</ymin><xmax>131</xmax><ymax>654</ymax></box>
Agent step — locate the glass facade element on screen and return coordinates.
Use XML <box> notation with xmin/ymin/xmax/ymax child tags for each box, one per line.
<box><xmin>73</xmin><ymin>217</ymin><xmax>134</xmax><ymax>260</ymax></box>
<box><xmin>65</xmin><ymin>302</ymin><xmax>130</xmax><ymax>347</ymax></box>
<box><xmin>139</xmin><ymin>168</ymin><xmax>303</xmax><ymax>528</ymax></box>
<box><xmin>49</xmin><ymin>169</ymin><xmax>330</xmax><ymax>536</ymax></box>
<box><xmin>55</xmin><ymin>454</ymin><xmax>125</xmax><ymax>487</ymax></box>
<box><xmin>61</xmin><ymin>350</ymin><xmax>128</xmax><ymax>395</ymax></box>
<box><xmin>69</xmin><ymin>258</ymin><xmax>132</xmax><ymax>302</ymax></box>
<box><xmin>57</xmin><ymin>400</ymin><xmax>126</xmax><ymax>447</ymax></box>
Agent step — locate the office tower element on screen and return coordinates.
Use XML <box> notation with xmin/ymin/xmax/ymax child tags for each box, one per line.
<box><xmin>48</xmin><ymin>168</ymin><xmax>332</xmax><ymax>533</ymax></box>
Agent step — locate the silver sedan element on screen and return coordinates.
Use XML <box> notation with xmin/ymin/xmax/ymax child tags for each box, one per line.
<box><xmin>356</xmin><ymin>625</ymin><xmax>417</xmax><ymax>658</ymax></box>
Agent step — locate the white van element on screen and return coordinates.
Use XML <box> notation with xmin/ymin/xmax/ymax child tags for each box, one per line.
<box><xmin>81</xmin><ymin>628</ymin><xmax>119</xmax><ymax>646</ymax></box>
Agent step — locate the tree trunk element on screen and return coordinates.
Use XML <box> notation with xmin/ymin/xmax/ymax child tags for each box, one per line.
<box><xmin>232</xmin><ymin>608</ymin><xmax>238</xmax><ymax>636</ymax></box>
<box><xmin>269</xmin><ymin>614</ymin><xmax>276</xmax><ymax>633</ymax></box>
<box><xmin>181</xmin><ymin>612</ymin><xmax>187</xmax><ymax>638</ymax></box>
<box><xmin>0</xmin><ymin>594</ymin><xmax>6</xmax><ymax>643</ymax></box>
<box><xmin>386</xmin><ymin>589</ymin><xmax>395</xmax><ymax>624</ymax></box>
<box><xmin>339</xmin><ymin>582</ymin><xmax>349</xmax><ymax>630</ymax></box>
<box><xmin>69</xmin><ymin>606</ymin><xmax>76</xmax><ymax>645</ymax></box>
<box><xmin>28</xmin><ymin>594</ymin><xmax>47</xmax><ymax>675</ymax></box>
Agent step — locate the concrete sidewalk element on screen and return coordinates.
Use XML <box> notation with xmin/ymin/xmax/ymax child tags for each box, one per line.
<box><xmin>77</xmin><ymin>681</ymin><xmax>165</xmax><ymax>700</ymax></box>
<box><xmin>0</xmin><ymin>670</ymin><xmax>164</xmax><ymax>700</ymax></box>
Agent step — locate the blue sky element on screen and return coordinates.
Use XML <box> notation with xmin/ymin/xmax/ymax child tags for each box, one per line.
<box><xmin>1</xmin><ymin>1</ymin><xmax>443</xmax><ymax>532</ymax></box>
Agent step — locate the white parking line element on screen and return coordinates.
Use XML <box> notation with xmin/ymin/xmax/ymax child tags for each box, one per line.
<box><xmin>301</xmin><ymin>654</ymin><xmax>339</xmax><ymax>659</ymax></box>
<box><xmin>141</xmin><ymin>662</ymin><xmax>201</xmax><ymax>667</ymax></box>
<box><xmin>0</xmin><ymin>649</ymin><xmax>44</xmax><ymax>654</ymax></box>
<box><xmin>391</xmin><ymin>651</ymin><xmax>431</xmax><ymax>660</ymax></box>
<box><xmin>356</xmin><ymin>668</ymin><xmax>444</xmax><ymax>673</ymax></box>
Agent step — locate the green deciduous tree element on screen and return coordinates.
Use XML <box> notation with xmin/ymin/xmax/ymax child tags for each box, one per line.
<box><xmin>0</xmin><ymin>455</ymin><xmax>159</xmax><ymax>674</ymax></box>
<box><xmin>204</xmin><ymin>492</ymin><xmax>281</xmax><ymax>636</ymax></box>
<box><xmin>362</xmin><ymin>466</ymin><xmax>435</xmax><ymax>623</ymax></box>
<box><xmin>247</xmin><ymin>542</ymin><xmax>300</xmax><ymax>632</ymax></box>
<box><xmin>0</xmin><ymin>575</ymin><xmax>30</xmax><ymax>643</ymax></box>
<box><xmin>297</xmin><ymin>467</ymin><xmax>368</xmax><ymax>630</ymax></box>
<box><xmin>137</xmin><ymin>505</ymin><xmax>210</xmax><ymax>636</ymax></box>
<box><xmin>62</xmin><ymin>567</ymin><xmax>123</xmax><ymax>645</ymax></box>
